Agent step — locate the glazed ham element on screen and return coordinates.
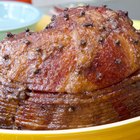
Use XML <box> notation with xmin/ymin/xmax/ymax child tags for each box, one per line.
<box><xmin>0</xmin><ymin>5</ymin><xmax>140</xmax><ymax>130</ymax></box>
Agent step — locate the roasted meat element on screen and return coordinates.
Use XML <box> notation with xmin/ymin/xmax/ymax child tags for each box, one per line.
<box><xmin>0</xmin><ymin>5</ymin><xmax>140</xmax><ymax>130</ymax></box>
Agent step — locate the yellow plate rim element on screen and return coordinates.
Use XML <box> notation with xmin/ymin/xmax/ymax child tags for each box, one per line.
<box><xmin>0</xmin><ymin>116</ymin><xmax>140</xmax><ymax>134</ymax></box>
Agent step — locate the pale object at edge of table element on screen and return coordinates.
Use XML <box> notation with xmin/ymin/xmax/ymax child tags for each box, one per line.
<box><xmin>35</xmin><ymin>15</ymin><xmax>140</xmax><ymax>31</ymax></box>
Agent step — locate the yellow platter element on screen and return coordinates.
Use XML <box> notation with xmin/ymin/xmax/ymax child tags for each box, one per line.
<box><xmin>0</xmin><ymin>116</ymin><xmax>140</xmax><ymax>140</ymax></box>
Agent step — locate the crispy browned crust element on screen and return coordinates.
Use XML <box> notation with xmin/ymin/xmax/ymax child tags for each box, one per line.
<box><xmin>0</xmin><ymin>6</ymin><xmax>140</xmax><ymax>130</ymax></box>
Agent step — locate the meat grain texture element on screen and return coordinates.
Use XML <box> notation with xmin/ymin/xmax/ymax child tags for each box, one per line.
<box><xmin>0</xmin><ymin>6</ymin><xmax>140</xmax><ymax>130</ymax></box>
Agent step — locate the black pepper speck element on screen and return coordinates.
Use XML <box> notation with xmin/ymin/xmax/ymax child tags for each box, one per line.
<box><xmin>51</xmin><ymin>15</ymin><xmax>56</xmax><ymax>21</ymax></box>
<box><xmin>12</xmin><ymin>116</ymin><xmax>15</xmax><ymax>122</ymax></box>
<box><xmin>129</xmin><ymin>19</ymin><xmax>133</xmax><ymax>26</ymax></box>
<box><xmin>101</xmin><ymin>5</ymin><xmax>107</xmax><ymax>8</ymax></box>
<box><xmin>36</xmin><ymin>48</ymin><xmax>42</xmax><ymax>53</ymax></box>
<box><xmin>134</xmin><ymin>40</ymin><xmax>139</xmax><ymax>45</ymax></box>
<box><xmin>41</xmin><ymin>105</ymin><xmax>46</xmax><ymax>111</ymax></box>
<box><xmin>45</xmin><ymin>23</ymin><xmax>54</xmax><ymax>29</ymax></box>
<box><xmin>68</xmin><ymin>106</ymin><xmax>75</xmax><ymax>112</ymax></box>
<box><xmin>115</xmin><ymin>40</ymin><xmax>121</xmax><ymax>46</ymax></box>
<box><xmin>34</xmin><ymin>69</ymin><xmax>41</xmax><ymax>75</ymax></box>
<box><xmin>75</xmin><ymin>68</ymin><xmax>81</xmax><ymax>75</ymax></box>
<box><xmin>45</xmin><ymin>25</ymin><xmax>50</xmax><ymax>29</ymax></box>
<box><xmin>3</xmin><ymin>55</ymin><xmax>10</xmax><ymax>60</ymax></box>
<box><xmin>96</xmin><ymin>72</ymin><xmax>102</xmax><ymax>80</ymax></box>
<box><xmin>80</xmin><ymin>40</ymin><xmax>87</xmax><ymax>46</ymax></box>
<box><xmin>18</xmin><ymin>92</ymin><xmax>29</xmax><ymax>100</ymax></box>
<box><xmin>124</xmin><ymin>11</ymin><xmax>128</xmax><ymax>16</ymax></box>
<box><xmin>115</xmin><ymin>58</ymin><xmax>121</xmax><ymax>64</ymax></box>
<box><xmin>25</xmin><ymin>28</ymin><xmax>30</xmax><ymax>32</ymax></box>
<box><xmin>63</xmin><ymin>13</ymin><xmax>69</xmax><ymax>21</ymax></box>
<box><xmin>98</xmin><ymin>37</ymin><xmax>104</xmax><ymax>43</ymax></box>
<box><xmin>83</xmin><ymin>23</ymin><xmax>93</xmax><ymax>27</ymax></box>
<box><xmin>6</xmin><ymin>32</ymin><xmax>14</xmax><ymax>38</ymax></box>
<box><xmin>17</xmin><ymin>126</ymin><xmax>22</xmax><ymax>130</ymax></box>
<box><xmin>58</xmin><ymin>44</ymin><xmax>64</xmax><ymax>50</ymax></box>
<box><xmin>99</xmin><ymin>25</ymin><xmax>106</xmax><ymax>31</ymax></box>
<box><xmin>23</xmin><ymin>40</ymin><xmax>30</xmax><ymax>45</ymax></box>
<box><xmin>136</xmin><ymin>30</ymin><xmax>140</xmax><ymax>34</ymax></box>
<box><xmin>64</xmin><ymin>7</ymin><xmax>69</xmax><ymax>11</ymax></box>
<box><xmin>86</xmin><ymin>4</ymin><xmax>89</xmax><ymax>8</ymax></box>
<box><xmin>80</xmin><ymin>11</ymin><xmax>85</xmax><ymax>17</ymax></box>
<box><xmin>25</xmin><ymin>88</ymin><xmax>32</xmax><ymax>93</ymax></box>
